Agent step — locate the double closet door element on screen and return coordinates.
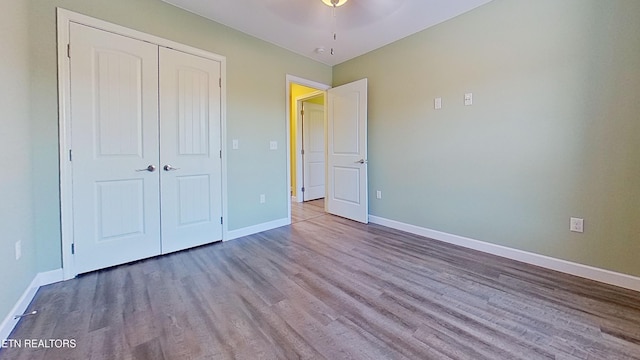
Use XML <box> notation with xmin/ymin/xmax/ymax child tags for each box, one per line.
<box><xmin>70</xmin><ymin>23</ymin><xmax>222</xmax><ymax>274</ymax></box>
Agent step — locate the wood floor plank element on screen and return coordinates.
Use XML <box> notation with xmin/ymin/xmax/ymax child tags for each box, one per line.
<box><xmin>3</xmin><ymin>201</ymin><xmax>640</xmax><ymax>359</ymax></box>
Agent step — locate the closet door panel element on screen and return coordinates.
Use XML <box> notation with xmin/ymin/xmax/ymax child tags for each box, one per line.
<box><xmin>159</xmin><ymin>47</ymin><xmax>223</xmax><ymax>254</ymax></box>
<box><xmin>70</xmin><ymin>23</ymin><xmax>161</xmax><ymax>273</ymax></box>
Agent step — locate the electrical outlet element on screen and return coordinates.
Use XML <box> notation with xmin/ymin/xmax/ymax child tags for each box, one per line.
<box><xmin>376</xmin><ymin>190</ymin><xmax>382</xmax><ymax>199</ymax></box>
<box><xmin>15</xmin><ymin>240</ymin><xmax>22</xmax><ymax>260</ymax></box>
<box><xmin>270</xmin><ymin>141</ymin><xmax>278</xmax><ymax>150</ymax></box>
<box><xmin>434</xmin><ymin>97</ymin><xmax>442</xmax><ymax>110</ymax></box>
<box><xmin>570</xmin><ymin>217</ymin><xmax>584</xmax><ymax>233</ymax></box>
<box><xmin>260</xmin><ymin>194</ymin><xmax>266</xmax><ymax>204</ymax></box>
<box><xmin>232</xmin><ymin>139</ymin><xmax>239</xmax><ymax>150</ymax></box>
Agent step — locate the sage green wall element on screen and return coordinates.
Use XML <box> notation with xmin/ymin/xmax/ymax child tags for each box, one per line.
<box><xmin>334</xmin><ymin>0</ymin><xmax>640</xmax><ymax>276</ymax></box>
<box><xmin>28</xmin><ymin>0</ymin><xmax>331</xmax><ymax>271</ymax></box>
<box><xmin>1</xmin><ymin>0</ymin><xmax>39</xmax><ymax>325</ymax></box>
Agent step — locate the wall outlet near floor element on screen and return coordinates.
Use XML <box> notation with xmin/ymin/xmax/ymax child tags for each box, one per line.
<box><xmin>570</xmin><ymin>217</ymin><xmax>584</xmax><ymax>233</ymax></box>
<box><xmin>260</xmin><ymin>194</ymin><xmax>266</xmax><ymax>204</ymax></box>
<box><xmin>269</xmin><ymin>141</ymin><xmax>278</xmax><ymax>150</ymax></box>
<box><xmin>376</xmin><ymin>190</ymin><xmax>382</xmax><ymax>199</ymax></box>
<box><xmin>15</xmin><ymin>240</ymin><xmax>22</xmax><ymax>260</ymax></box>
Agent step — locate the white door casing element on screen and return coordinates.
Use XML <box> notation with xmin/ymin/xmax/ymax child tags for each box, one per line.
<box><xmin>159</xmin><ymin>47</ymin><xmax>223</xmax><ymax>253</ymax></box>
<box><xmin>326</xmin><ymin>78</ymin><xmax>369</xmax><ymax>223</ymax></box>
<box><xmin>302</xmin><ymin>101</ymin><xmax>325</xmax><ymax>201</ymax></box>
<box><xmin>70</xmin><ymin>23</ymin><xmax>161</xmax><ymax>273</ymax></box>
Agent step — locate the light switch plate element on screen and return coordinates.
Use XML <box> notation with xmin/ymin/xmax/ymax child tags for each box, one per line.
<box><xmin>464</xmin><ymin>93</ymin><xmax>473</xmax><ymax>106</ymax></box>
<box><xmin>434</xmin><ymin>97</ymin><xmax>442</xmax><ymax>110</ymax></box>
<box><xmin>232</xmin><ymin>139</ymin><xmax>239</xmax><ymax>150</ymax></box>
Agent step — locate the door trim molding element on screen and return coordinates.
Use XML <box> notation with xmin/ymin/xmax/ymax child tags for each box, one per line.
<box><xmin>285</xmin><ymin>75</ymin><xmax>330</xmax><ymax>223</ymax></box>
<box><xmin>295</xmin><ymin>91</ymin><xmax>324</xmax><ymax>203</ymax></box>
<box><xmin>57</xmin><ymin>8</ymin><xmax>228</xmax><ymax>279</ymax></box>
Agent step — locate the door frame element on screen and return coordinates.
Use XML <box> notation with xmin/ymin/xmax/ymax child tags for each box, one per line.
<box><xmin>294</xmin><ymin>91</ymin><xmax>324</xmax><ymax>203</ymax></box>
<box><xmin>285</xmin><ymin>75</ymin><xmax>330</xmax><ymax>222</ymax></box>
<box><xmin>57</xmin><ymin>8</ymin><xmax>228</xmax><ymax>279</ymax></box>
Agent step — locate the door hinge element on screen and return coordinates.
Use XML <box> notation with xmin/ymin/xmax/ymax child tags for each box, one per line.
<box><xmin>301</xmin><ymin>187</ymin><xmax>305</xmax><ymax>192</ymax></box>
<box><xmin>219</xmin><ymin>78</ymin><xmax>221</xmax><ymax>88</ymax></box>
<box><xmin>67</xmin><ymin>44</ymin><xmax>71</xmax><ymax>58</ymax></box>
<box><xmin>219</xmin><ymin>150</ymin><xmax>222</xmax><ymax>159</ymax></box>
<box><xmin>301</xmin><ymin>149</ymin><xmax>304</xmax><ymax>155</ymax></box>
<box><xmin>301</xmin><ymin>110</ymin><xmax>304</xmax><ymax>116</ymax></box>
<box><xmin>220</xmin><ymin>217</ymin><xmax>223</xmax><ymax>225</ymax></box>
<box><xmin>71</xmin><ymin>243</ymin><xmax>75</xmax><ymax>254</ymax></box>
<box><xmin>69</xmin><ymin>149</ymin><xmax>72</xmax><ymax>161</ymax></box>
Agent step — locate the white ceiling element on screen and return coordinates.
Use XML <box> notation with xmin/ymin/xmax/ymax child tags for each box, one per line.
<box><xmin>161</xmin><ymin>0</ymin><xmax>494</xmax><ymax>66</ymax></box>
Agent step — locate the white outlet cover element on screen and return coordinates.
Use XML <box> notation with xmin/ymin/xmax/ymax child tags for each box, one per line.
<box><xmin>260</xmin><ymin>194</ymin><xmax>266</xmax><ymax>203</ymax></box>
<box><xmin>270</xmin><ymin>141</ymin><xmax>278</xmax><ymax>150</ymax></box>
<box><xmin>570</xmin><ymin>217</ymin><xmax>584</xmax><ymax>233</ymax></box>
<box><xmin>232</xmin><ymin>139</ymin><xmax>239</xmax><ymax>150</ymax></box>
<box><xmin>376</xmin><ymin>190</ymin><xmax>382</xmax><ymax>199</ymax></box>
<box><xmin>434</xmin><ymin>97</ymin><xmax>442</xmax><ymax>110</ymax></box>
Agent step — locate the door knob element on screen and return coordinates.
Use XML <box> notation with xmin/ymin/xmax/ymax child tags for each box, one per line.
<box><xmin>354</xmin><ymin>159</ymin><xmax>367</xmax><ymax>164</ymax></box>
<box><xmin>136</xmin><ymin>165</ymin><xmax>156</xmax><ymax>172</ymax></box>
<box><xmin>164</xmin><ymin>165</ymin><xmax>180</xmax><ymax>171</ymax></box>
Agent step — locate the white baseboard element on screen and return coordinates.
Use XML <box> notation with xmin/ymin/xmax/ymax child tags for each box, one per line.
<box><xmin>0</xmin><ymin>268</ymin><xmax>64</xmax><ymax>341</ymax></box>
<box><xmin>369</xmin><ymin>215</ymin><xmax>640</xmax><ymax>292</ymax></box>
<box><xmin>225</xmin><ymin>217</ymin><xmax>290</xmax><ymax>241</ymax></box>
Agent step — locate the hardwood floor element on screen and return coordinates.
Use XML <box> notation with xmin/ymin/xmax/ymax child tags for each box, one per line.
<box><xmin>291</xmin><ymin>198</ymin><xmax>325</xmax><ymax>224</ymax></box>
<box><xmin>3</xmin><ymin>206</ymin><xmax>640</xmax><ymax>359</ymax></box>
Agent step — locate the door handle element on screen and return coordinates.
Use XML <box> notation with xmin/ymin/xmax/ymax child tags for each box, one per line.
<box><xmin>136</xmin><ymin>165</ymin><xmax>156</xmax><ymax>172</ymax></box>
<box><xmin>354</xmin><ymin>159</ymin><xmax>367</xmax><ymax>164</ymax></box>
<box><xmin>163</xmin><ymin>165</ymin><xmax>180</xmax><ymax>171</ymax></box>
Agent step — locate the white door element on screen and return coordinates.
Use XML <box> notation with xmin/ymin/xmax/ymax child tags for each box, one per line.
<box><xmin>326</xmin><ymin>79</ymin><xmax>368</xmax><ymax>223</ymax></box>
<box><xmin>159</xmin><ymin>47</ymin><xmax>223</xmax><ymax>254</ymax></box>
<box><xmin>302</xmin><ymin>101</ymin><xmax>325</xmax><ymax>201</ymax></box>
<box><xmin>70</xmin><ymin>23</ymin><xmax>161</xmax><ymax>273</ymax></box>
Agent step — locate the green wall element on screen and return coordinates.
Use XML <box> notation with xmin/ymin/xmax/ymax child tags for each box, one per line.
<box><xmin>334</xmin><ymin>0</ymin><xmax>640</xmax><ymax>276</ymax></box>
<box><xmin>0</xmin><ymin>0</ymin><xmax>39</xmax><ymax>326</ymax></box>
<box><xmin>27</xmin><ymin>0</ymin><xmax>331</xmax><ymax>273</ymax></box>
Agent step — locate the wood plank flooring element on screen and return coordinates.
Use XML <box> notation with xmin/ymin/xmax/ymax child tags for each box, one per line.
<box><xmin>3</xmin><ymin>204</ymin><xmax>640</xmax><ymax>359</ymax></box>
<box><xmin>291</xmin><ymin>198</ymin><xmax>325</xmax><ymax>224</ymax></box>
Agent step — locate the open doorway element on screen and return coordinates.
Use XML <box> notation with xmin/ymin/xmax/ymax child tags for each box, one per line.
<box><xmin>295</xmin><ymin>91</ymin><xmax>325</xmax><ymax>203</ymax></box>
<box><xmin>285</xmin><ymin>75</ymin><xmax>330</xmax><ymax>222</ymax></box>
<box><xmin>286</xmin><ymin>75</ymin><xmax>369</xmax><ymax>224</ymax></box>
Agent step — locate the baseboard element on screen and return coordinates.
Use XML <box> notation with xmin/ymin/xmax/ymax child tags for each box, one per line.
<box><xmin>369</xmin><ymin>215</ymin><xmax>640</xmax><ymax>292</ymax></box>
<box><xmin>0</xmin><ymin>268</ymin><xmax>64</xmax><ymax>341</ymax></box>
<box><xmin>225</xmin><ymin>217</ymin><xmax>290</xmax><ymax>241</ymax></box>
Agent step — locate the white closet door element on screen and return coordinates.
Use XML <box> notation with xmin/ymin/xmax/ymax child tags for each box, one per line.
<box><xmin>159</xmin><ymin>47</ymin><xmax>223</xmax><ymax>254</ymax></box>
<box><xmin>70</xmin><ymin>23</ymin><xmax>161</xmax><ymax>273</ymax></box>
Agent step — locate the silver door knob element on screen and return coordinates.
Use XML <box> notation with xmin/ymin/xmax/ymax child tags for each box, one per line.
<box><xmin>164</xmin><ymin>165</ymin><xmax>180</xmax><ymax>171</ymax></box>
<box><xmin>136</xmin><ymin>165</ymin><xmax>156</xmax><ymax>172</ymax></box>
<box><xmin>354</xmin><ymin>159</ymin><xmax>367</xmax><ymax>164</ymax></box>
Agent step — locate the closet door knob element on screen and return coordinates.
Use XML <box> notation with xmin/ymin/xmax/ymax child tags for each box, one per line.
<box><xmin>136</xmin><ymin>165</ymin><xmax>156</xmax><ymax>172</ymax></box>
<box><xmin>164</xmin><ymin>165</ymin><xmax>180</xmax><ymax>171</ymax></box>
